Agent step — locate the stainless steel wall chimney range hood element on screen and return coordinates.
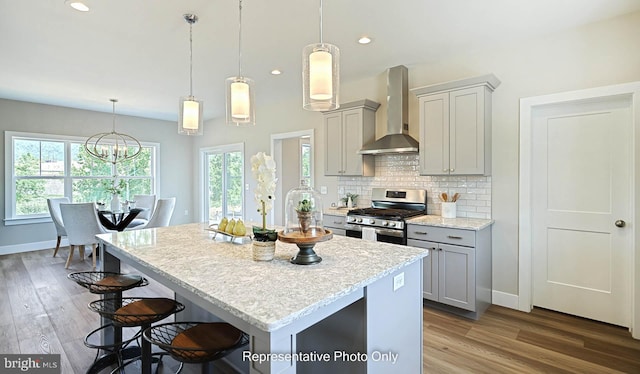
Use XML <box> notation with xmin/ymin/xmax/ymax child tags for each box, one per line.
<box><xmin>359</xmin><ymin>65</ymin><xmax>419</xmax><ymax>155</ymax></box>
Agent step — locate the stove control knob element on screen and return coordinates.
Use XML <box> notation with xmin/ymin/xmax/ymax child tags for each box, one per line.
<box><xmin>370</xmin><ymin>219</ymin><xmax>375</xmax><ymax>225</ymax></box>
<box><xmin>389</xmin><ymin>222</ymin><xmax>396</xmax><ymax>228</ymax></box>
<box><xmin>356</xmin><ymin>218</ymin><xmax>363</xmax><ymax>223</ymax></box>
<box><xmin>382</xmin><ymin>221</ymin><xmax>389</xmax><ymax>227</ymax></box>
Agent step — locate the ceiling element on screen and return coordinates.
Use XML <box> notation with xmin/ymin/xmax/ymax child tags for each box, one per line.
<box><xmin>1</xmin><ymin>0</ymin><xmax>639</xmax><ymax>121</ymax></box>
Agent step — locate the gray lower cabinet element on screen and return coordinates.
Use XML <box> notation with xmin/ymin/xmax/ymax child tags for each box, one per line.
<box><xmin>324</xmin><ymin>214</ymin><xmax>346</xmax><ymax>236</ymax></box>
<box><xmin>407</xmin><ymin>224</ymin><xmax>491</xmax><ymax>319</ymax></box>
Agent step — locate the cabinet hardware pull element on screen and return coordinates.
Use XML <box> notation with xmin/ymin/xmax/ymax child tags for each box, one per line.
<box><xmin>429</xmin><ymin>247</ymin><xmax>437</xmax><ymax>250</ymax></box>
<box><xmin>443</xmin><ymin>169</ymin><xmax>448</xmax><ymax>172</ymax></box>
<box><xmin>447</xmin><ymin>235</ymin><xmax>463</xmax><ymax>239</ymax></box>
<box><xmin>333</xmin><ymin>221</ymin><xmax>343</xmax><ymax>224</ymax></box>
<box><xmin>414</xmin><ymin>231</ymin><xmax>428</xmax><ymax>235</ymax></box>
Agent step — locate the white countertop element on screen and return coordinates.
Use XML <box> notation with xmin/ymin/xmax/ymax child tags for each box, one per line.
<box><xmin>407</xmin><ymin>215</ymin><xmax>493</xmax><ymax>230</ymax></box>
<box><xmin>96</xmin><ymin>222</ymin><xmax>426</xmax><ymax>332</ymax></box>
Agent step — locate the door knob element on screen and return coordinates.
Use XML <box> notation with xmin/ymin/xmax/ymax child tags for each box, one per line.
<box><xmin>615</xmin><ymin>220</ymin><xmax>626</xmax><ymax>228</ymax></box>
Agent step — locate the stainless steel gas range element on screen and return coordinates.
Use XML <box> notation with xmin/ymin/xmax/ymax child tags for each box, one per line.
<box><xmin>345</xmin><ymin>188</ymin><xmax>427</xmax><ymax>245</ymax></box>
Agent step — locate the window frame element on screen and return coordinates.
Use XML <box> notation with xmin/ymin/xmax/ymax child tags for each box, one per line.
<box><xmin>4</xmin><ymin>131</ymin><xmax>159</xmax><ymax>226</ymax></box>
<box><xmin>199</xmin><ymin>143</ymin><xmax>245</xmax><ymax>223</ymax></box>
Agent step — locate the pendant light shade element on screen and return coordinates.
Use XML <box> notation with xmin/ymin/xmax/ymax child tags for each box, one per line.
<box><xmin>178</xmin><ymin>14</ymin><xmax>203</xmax><ymax>136</ymax></box>
<box><xmin>303</xmin><ymin>0</ymin><xmax>339</xmax><ymax>111</ymax></box>
<box><xmin>179</xmin><ymin>96</ymin><xmax>203</xmax><ymax>134</ymax></box>
<box><xmin>226</xmin><ymin>76</ymin><xmax>255</xmax><ymax>124</ymax></box>
<box><xmin>226</xmin><ymin>0</ymin><xmax>256</xmax><ymax>126</ymax></box>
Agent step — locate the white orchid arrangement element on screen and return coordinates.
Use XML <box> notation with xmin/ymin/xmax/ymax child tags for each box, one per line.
<box><xmin>250</xmin><ymin>152</ymin><xmax>278</xmax><ymax>240</ymax></box>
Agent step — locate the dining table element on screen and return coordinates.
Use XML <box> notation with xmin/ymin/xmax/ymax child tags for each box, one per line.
<box><xmin>97</xmin><ymin>208</ymin><xmax>145</xmax><ymax>231</ymax></box>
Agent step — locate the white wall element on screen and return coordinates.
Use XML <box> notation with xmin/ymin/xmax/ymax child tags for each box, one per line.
<box><xmin>0</xmin><ymin>99</ymin><xmax>193</xmax><ymax>249</ymax></box>
<box><xmin>195</xmin><ymin>11</ymin><xmax>640</xmax><ymax>296</ymax></box>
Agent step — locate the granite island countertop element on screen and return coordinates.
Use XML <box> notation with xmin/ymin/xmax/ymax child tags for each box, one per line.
<box><xmin>96</xmin><ymin>222</ymin><xmax>426</xmax><ymax>332</ymax></box>
<box><xmin>407</xmin><ymin>215</ymin><xmax>493</xmax><ymax>230</ymax></box>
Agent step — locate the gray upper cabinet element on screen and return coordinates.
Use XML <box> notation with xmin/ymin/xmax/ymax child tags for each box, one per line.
<box><xmin>412</xmin><ymin>74</ymin><xmax>500</xmax><ymax>176</ymax></box>
<box><xmin>323</xmin><ymin>100</ymin><xmax>380</xmax><ymax>176</ymax></box>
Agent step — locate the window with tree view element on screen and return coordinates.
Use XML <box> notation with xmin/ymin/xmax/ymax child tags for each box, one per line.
<box><xmin>205</xmin><ymin>146</ymin><xmax>244</xmax><ymax>223</ymax></box>
<box><xmin>7</xmin><ymin>132</ymin><xmax>157</xmax><ymax>222</ymax></box>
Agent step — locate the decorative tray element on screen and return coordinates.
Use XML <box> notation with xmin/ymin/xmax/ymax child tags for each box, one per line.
<box><xmin>206</xmin><ymin>224</ymin><xmax>251</xmax><ymax>244</ymax></box>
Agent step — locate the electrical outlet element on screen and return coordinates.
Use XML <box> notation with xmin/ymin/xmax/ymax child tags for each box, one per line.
<box><xmin>338</xmin><ymin>187</ymin><xmax>345</xmax><ymax>195</ymax></box>
<box><xmin>245</xmin><ymin>183</ymin><xmax>250</xmax><ymax>191</ymax></box>
<box><xmin>393</xmin><ymin>272</ymin><xmax>405</xmax><ymax>291</ymax></box>
<box><xmin>320</xmin><ymin>186</ymin><xmax>328</xmax><ymax>194</ymax></box>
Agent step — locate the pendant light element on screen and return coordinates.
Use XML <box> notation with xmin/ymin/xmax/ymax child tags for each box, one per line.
<box><xmin>84</xmin><ymin>99</ymin><xmax>142</xmax><ymax>164</ymax></box>
<box><xmin>178</xmin><ymin>14</ymin><xmax>204</xmax><ymax>136</ymax></box>
<box><xmin>302</xmin><ymin>0</ymin><xmax>339</xmax><ymax>111</ymax></box>
<box><xmin>226</xmin><ymin>0</ymin><xmax>255</xmax><ymax>126</ymax></box>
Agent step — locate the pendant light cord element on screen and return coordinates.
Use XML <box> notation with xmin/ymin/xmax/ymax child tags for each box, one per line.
<box><xmin>110</xmin><ymin>99</ymin><xmax>117</xmax><ymax>132</ymax></box>
<box><xmin>189</xmin><ymin>20</ymin><xmax>194</xmax><ymax>97</ymax></box>
<box><xmin>319</xmin><ymin>0</ymin><xmax>323</xmax><ymax>44</ymax></box>
<box><xmin>238</xmin><ymin>0</ymin><xmax>243</xmax><ymax>77</ymax></box>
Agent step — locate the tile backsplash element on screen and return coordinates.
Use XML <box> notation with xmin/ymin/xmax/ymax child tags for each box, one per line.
<box><xmin>336</xmin><ymin>154</ymin><xmax>492</xmax><ymax>219</ymax></box>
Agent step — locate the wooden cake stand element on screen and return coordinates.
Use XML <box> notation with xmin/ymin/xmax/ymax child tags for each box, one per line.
<box><xmin>278</xmin><ymin>228</ymin><xmax>333</xmax><ymax>265</ymax></box>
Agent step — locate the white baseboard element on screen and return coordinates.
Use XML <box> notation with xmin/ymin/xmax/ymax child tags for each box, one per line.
<box><xmin>492</xmin><ymin>290</ymin><xmax>519</xmax><ymax>310</ymax></box>
<box><xmin>0</xmin><ymin>239</ymin><xmax>68</xmax><ymax>256</ymax></box>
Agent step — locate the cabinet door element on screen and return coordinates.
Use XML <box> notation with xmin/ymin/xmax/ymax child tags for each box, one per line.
<box><xmin>419</xmin><ymin>93</ymin><xmax>449</xmax><ymax>175</ymax></box>
<box><xmin>324</xmin><ymin>112</ymin><xmax>343</xmax><ymax>175</ymax></box>
<box><xmin>449</xmin><ymin>86</ymin><xmax>485</xmax><ymax>175</ymax></box>
<box><xmin>422</xmin><ymin>242</ymin><xmax>439</xmax><ymax>301</ymax></box>
<box><xmin>438</xmin><ymin>243</ymin><xmax>476</xmax><ymax>311</ymax></box>
<box><xmin>341</xmin><ymin>108</ymin><xmax>364</xmax><ymax>175</ymax></box>
<box><xmin>407</xmin><ymin>238</ymin><xmax>439</xmax><ymax>301</ymax></box>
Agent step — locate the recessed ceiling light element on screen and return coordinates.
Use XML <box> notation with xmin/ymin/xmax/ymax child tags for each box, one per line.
<box><xmin>65</xmin><ymin>0</ymin><xmax>89</xmax><ymax>12</ymax></box>
<box><xmin>271</xmin><ymin>69</ymin><xmax>282</xmax><ymax>75</ymax></box>
<box><xmin>358</xmin><ymin>36</ymin><xmax>372</xmax><ymax>45</ymax></box>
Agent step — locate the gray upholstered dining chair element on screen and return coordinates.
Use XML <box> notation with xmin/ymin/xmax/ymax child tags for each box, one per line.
<box><xmin>127</xmin><ymin>194</ymin><xmax>157</xmax><ymax>228</ymax></box>
<box><xmin>60</xmin><ymin>202</ymin><xmax>109</xmax><ymax>269</ymax></box>
<box><xmin>128</xmin><ymin>197</ymin><xmax>176</xmax><ymax>230</ymax></box>
<box><xmin>47</xmin><ymin>197</ymin><xmax>70</xmax><ymax>257</ymax></box>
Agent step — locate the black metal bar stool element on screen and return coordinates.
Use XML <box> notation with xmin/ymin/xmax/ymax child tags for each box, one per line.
<box><xmin>89</xmin><ymin>297</ymin><xmax>185</xmax><ymax>374</ymax></box>
<box><xmin>68</xmin><ymin>271</ymin><xmax>150</xmax><ymax>374</ymax></box>
<box><xmin>143</xmin><ymin>322</ymin><xmax>249</xmax><ymax>373</ymax></box>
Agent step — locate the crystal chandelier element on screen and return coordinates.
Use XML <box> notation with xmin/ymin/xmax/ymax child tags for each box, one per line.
<box><xmin>84</xmin><ymin>99</ymin><xmax>142</xmax><ymax>164</ymax></box>
<box><xmin>178</xmin><ymin>14</ymin><xmax>204</xmax><ymax>135</ymax></box>
<box><xmin>226</xmin><ymin>0</ymin><xmax>255</xmax><ymax>126</ymax></box>
<box><xmin>302</xmin><ymin>0</ymin><xmax>339</xmax><ymax>111</ymax></box>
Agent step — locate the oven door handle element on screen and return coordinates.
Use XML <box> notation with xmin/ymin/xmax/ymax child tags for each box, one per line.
<box><xmin>374</xmin><ymin>228</ymin><xmax>404</xmax><ymax>238</ymax></box>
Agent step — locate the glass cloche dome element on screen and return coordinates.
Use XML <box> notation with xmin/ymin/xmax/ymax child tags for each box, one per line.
<box><xmin>279</xmin><ymin>179</ymin><xmax>332</xmax><ymax>265</ymax></box>
<box><xmin>283</xmin><ymin>179</ymin><xmax>324</xmax><ymax>236</ymax></box>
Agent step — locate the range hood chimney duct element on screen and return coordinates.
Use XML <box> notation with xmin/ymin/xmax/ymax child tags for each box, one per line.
<box><xmin>359</xmin><ymin>65</ymin><xmax>419</xmax><ymax>155</ymax></box>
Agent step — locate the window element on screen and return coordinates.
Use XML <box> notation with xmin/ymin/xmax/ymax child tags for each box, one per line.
<box><xmin>202</xmin><ymin>144</ymin><xmax>244</xmax><ymax>223</ymax></box>
<box><xmin>4</xmin><ymin>132</ymin><xmax>158</xmax><ymax>225</ymax></box>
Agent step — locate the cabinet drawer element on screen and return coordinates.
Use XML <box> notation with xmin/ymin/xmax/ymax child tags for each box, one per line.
<box><xmin>407</xmin><ymin>225</ymin><xmax>475</xmax><ymax>247</ymax></box>
<box><xmin>324</xmin><ymin>215</ymin><xmax>346</xmax><ymax>227</ymax></box>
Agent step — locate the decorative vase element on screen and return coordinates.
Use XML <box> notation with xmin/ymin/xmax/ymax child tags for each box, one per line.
<box><xmin>252</xmin><ymin>240</ymin><xmax>276</xmax><ymax>261</ymax></box>
<box><xmin>296</xmin><ymin>211</ymin><xmax>312</xmax><ymax>234</ymax></box>
<box><xmin>110</xmin><ymin>194</ymin><xmax>120</xmax><ymax>212</ymax></box>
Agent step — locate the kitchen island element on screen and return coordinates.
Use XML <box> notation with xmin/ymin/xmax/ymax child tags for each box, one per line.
<box><xmin>96</xmin><ymin>222</ymin><xmax>426</xmax><ymax>373</ymax></box>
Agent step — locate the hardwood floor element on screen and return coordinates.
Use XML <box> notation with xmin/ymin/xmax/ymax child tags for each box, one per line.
<box><xmin>2</xmin><ymin>248</ymin><xmax>640</xmax><ymax>373</ymax></box>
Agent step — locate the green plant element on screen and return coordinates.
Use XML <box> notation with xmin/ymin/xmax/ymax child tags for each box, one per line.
<box><xmin>296</xmin><ymin>199</ymin><xmax>313</xmax><ymax>212</ymax></box>
<box><xmin>104</xmin><ymin>178</ymin><xmax>126</xmax><ymax>195</ymax></box>
<box><xmin>340</xmin><ymin>193</ymin><xmax>358</xmax><ymax>206</ymax></box>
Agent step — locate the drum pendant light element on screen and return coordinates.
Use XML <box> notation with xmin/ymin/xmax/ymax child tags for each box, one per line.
<box><xmin>302</xmin><ymin>0</ymin><xmax>339</xmax><ymax>111</ymax></box>
<box><xmin>178</xmin><ymin>14</ymin><xmax>204</xmax><ymax>136</ymax></box>
<box><xmin>226</xmin><ymin>0</ymin><xmax>256</xmax><ymax>126</ymax></box>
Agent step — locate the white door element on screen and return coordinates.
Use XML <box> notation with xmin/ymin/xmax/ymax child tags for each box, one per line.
<box><xmin>531</xmin><ymin>96</ymin><xmax>632</xmax><ymax>327</ymax></box>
